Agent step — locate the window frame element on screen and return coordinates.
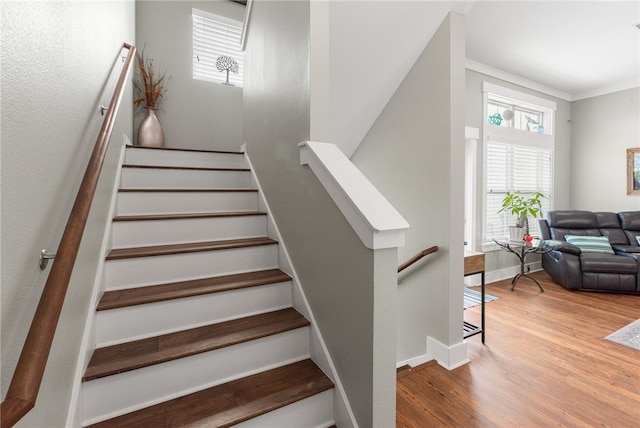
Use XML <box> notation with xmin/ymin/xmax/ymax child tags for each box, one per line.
<box><xmin>480</xmin><ymin>82</ymin><xmax>556</xmax><ymax>251</ymax></box>
<box><xmin>192</xmin><ymin>8</ymin><xmax>244</xmax><ymax>87</ymax></box>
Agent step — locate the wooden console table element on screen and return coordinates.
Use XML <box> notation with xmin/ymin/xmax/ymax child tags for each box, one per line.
<box><xmin>464</xmin><ymin>251</ymin><xmax>486</xmax><ymax>343</ymax></box>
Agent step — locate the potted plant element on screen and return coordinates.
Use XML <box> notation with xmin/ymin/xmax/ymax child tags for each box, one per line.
<box><xmin>133</xmin><ymin>47</ymin><xmax>168</xmax><ymax>147</ymax></box>
<box><xmin>498</xmin><ymin>191</ymin><xmax>545</xmax><ymax>240</ymax></box>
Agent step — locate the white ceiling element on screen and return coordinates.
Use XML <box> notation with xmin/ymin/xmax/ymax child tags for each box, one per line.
<box><xmin>465</xmin><ymin>0</ymin><xmax>640</xmax><ymax>101</ymax></box>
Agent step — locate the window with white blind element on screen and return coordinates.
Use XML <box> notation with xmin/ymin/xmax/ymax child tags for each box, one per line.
<box><xmin>482</xmin><ymin>82</ymin><xmax>555</xmax><ymax>246</ymax></box>
<box><xmin>485</xmin><ymin>140</ymin><xmax>553</xmax><ymax>241</ymax></box>
<box><xmin>192</xmin><ymin>9</ymin><xmax>243</xmax><ymax>87</ymax></box>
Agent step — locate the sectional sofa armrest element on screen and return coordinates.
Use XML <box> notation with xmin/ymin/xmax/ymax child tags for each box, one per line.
<box><xmin>541</xmin><ymin>240</ymin><xmax>581</xmax><ymax>255</ymax></box>
<box><xmin>612</xmin><ymin>245</ymin><xmax>640</xmax><ymax>254</ymax></box>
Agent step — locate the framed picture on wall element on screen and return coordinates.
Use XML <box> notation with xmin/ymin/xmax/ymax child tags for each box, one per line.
<box><xmin>627</xmin><ymin>148</ymin><xmax>640</xmax><ymax>195</ymax></box>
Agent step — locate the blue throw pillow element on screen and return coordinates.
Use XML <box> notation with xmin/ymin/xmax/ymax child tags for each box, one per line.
<box><xmin>565</xmin><ymin>235</ymin><xmax>615</xmax><ymax>254</ymax></box>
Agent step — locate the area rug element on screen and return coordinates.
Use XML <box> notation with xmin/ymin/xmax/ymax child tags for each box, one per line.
<box><xmin>464</xmin><ymin>287</ymin><xmax>499</xmax><ymax>309</ymax></box>
<box><xmin>605</xmin><ymin>319</ymin><xmax>640</xmax><ymax>351</ymax></box>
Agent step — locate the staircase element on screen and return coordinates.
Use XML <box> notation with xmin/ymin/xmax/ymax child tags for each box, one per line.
<box><xmin>81</xmin><ymin>146</ymin><xmax>335</xmax><ymax>427</ymax></box>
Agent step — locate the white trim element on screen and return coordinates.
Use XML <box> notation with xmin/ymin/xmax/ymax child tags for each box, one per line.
<box><xmin>483</xmin><ymin>81</ymin><xmax>557</xmax><ymax>111</ymax></box>
<box><xmin>464</xmin><ymin>127</ymin><xmax>479</xmax><ymax>252</ymax></box>
<box><xmin>396</xmin><ymin>336</ymin><xmax>471</xmax><ymax>371</ymax></box>
<box><xmin>426</xmin><ymin>337</ymin><xmax>469</xmax><ymax>371</ymax></box>
<box><xmin>573</xmin><ymin>81</ymin><xmax>640</xmax><ymax>101</ymax></box>
<box><xmin>240</xmin><ymin>0</ymin><xmax>253</xmax><ymax>52</ymax></box>
<box><xmin>192</xmin><ymin>7</ymin><xmax>242</xmax><ymax>26</ymax></box>
<box><xmin>65</xmin><ymin>137</ymin><xmax>129</xmax><ymax>427</ymax></box>
<box><xmin>244</xmin><ymin>149</ymin><xmax>357</xmax><ymax>428</ymax></box>
<box><xmin>299</xmin><ymin>141</ymin><xmax>409</xmax><ymax>250</ymax></box>
<box><xmin>465</xmin><ymin>126</ymin><xmax>479</xmax><ymax>140</ymax></box>
<box><xmin>192</xmin><ymin>8</ymin><xmax>244</xmax><ymax>87</ymax></box>
<box><xmin>486</xmin><ymin>126</ymin><xmax>554</xmax><ymax>150</ymax></box>
<box><xmin>396</xmin><ymin>354</ymin><xmax>433</xmax><ymax>369</ymax></box>
<box><xmin>481</xmin><ymin>83</ymin><xmax>555</xmax><ymax>246</ymax></box>
<box><xmin>468</xmin><ymin>58</ymin><xmax>571</xmax><ymax>101</ymax></box>
<box><xmin>468</xmin><ymin>58</ymin><xmax>639</xmax><ymax>103</ymax></box>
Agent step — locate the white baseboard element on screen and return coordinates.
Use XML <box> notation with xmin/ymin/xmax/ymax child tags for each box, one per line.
<box><xmin>396</xmin><ymin>354</ymin><xmax>433</xmax><ymax>369</ymax></box>
<box><xmin>397</xmin><ymin>336</ymin><xmax>470</xmax><ymax>371</ymax></box>
<box><xmin>66</xmin><ymin>137</ymin><xmax>129</xmax><ymax>427</ymax></box>
<box><xmin>426</xmin><ymin>336</ymin><xmax>470</xmax><ymax>371</ymax></box>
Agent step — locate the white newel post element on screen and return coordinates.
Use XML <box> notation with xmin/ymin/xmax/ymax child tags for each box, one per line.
<box><xmin>299</xmin><ymin>141</ymin><xmax>409</xmax><ymax>427</ymax></box>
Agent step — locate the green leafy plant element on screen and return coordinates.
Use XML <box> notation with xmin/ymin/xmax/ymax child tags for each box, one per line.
<box><xmin>498</xmin><ymin>191</ymin><xmax>545</xmax><ymax>232</ymax></box>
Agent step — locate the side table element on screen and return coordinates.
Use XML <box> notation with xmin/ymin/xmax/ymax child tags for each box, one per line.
<box><xmin>493</xmin><ymin>239</ymin><xmax>551</xmax><ymax>292</ymax></box>
<box><xmin>464</xmin><ymin>251</ymin><xmax>485</xmax><ymax>343</ymax></box>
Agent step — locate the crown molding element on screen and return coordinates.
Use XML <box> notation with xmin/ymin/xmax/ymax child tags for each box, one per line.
<box><xmin>572</xmin><ymin>79</ymin><xmax>640</xmax><ymax>101</ymax></box>
<box><xmin>466</xmin><ymin>58</ymin><xmax>572</xmax><ymax>102</ymax></box>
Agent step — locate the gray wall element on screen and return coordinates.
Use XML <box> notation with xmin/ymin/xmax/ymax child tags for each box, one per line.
<box><xmin>136</xmin><ymin>1</ymin><xmax>244</xmax><ymax>151</ymax></box>
<box><xmin>1</xmin><ymin>2</ymin><xmax>135</xmax><ymax>426</ymax></box>
<box><xmin>465</xmin><ymin>69</ymin><xmax>572</xmax><ymax>274</ymax></box>
<box><xmin>244</xmin><ymin>1</ymin><xmax>388</xmax><ymax>426</ymax></box>
<box><xmin>352</xmin><ymin>12</ymin><xmax>466</xmax><ymax>363</ymax></box>
<box><xmin>571</xmin><ymin>88</ymin><xmax>640</xmax><ymax>211</ymax></box>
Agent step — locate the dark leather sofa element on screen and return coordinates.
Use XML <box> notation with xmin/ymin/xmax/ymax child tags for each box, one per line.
<box><xmin>539</xmin><ymin>210</ymin><xmax>640</xmax><ymax>294</ymax></box>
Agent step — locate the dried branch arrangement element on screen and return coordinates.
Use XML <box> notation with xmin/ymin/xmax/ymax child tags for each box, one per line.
<box><xmin>133</xmin><ymin>48</ymin><xmax>168</xmax><ymax>109</ymax></box>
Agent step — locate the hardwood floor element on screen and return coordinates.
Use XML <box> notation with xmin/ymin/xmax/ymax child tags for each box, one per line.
<box><xmin>397</xmin><ymin>271</ymin><xmax>640</xmax><ymax>427</ymax></box>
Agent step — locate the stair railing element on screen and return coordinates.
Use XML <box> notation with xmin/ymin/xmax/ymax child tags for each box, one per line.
<box><xmin>0</xmin><ymin>42</ymin><xmax>136</xmax><ymax>428</ymax></box>
<box><xmin>398</xmin><ymin>245</ymin><xmax>439</xmax><ymax>273</ymax></box>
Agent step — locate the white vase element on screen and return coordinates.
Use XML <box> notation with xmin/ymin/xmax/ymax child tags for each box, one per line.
<box><xmin>509</xmin><ymin>226</ymin><xmax>525</xmax><ymax>241</ymax></box>
<box><xmin>137</xmin><ymin>107</ymin><xmax>164</xmax><ymax>147</ymax></box>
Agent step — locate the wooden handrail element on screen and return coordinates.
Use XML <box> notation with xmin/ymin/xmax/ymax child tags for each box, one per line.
<box><xmin>398</xmin><ymin>246</ymin><xmax>439</xmax><ymax>273</ymax></box>
<box><xmin>1</xmin><ymin>42</ymin><xmax>136</xmax><ymax>428</ymax></box>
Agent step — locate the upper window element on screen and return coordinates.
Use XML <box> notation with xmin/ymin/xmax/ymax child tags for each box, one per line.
<box><xmin>192</xmin><ymin>9</ymin><xmax>244</xmax><ymax>87</ymax></box>
<box><xmin>482</xmin><ymin>83</ymin><xmax>555</xmax><ymax>246</ymax></box>
<box><xmin>486</xmin><ymin>93</ymin><xmax>553</xmax><ymax>135</ymax></box>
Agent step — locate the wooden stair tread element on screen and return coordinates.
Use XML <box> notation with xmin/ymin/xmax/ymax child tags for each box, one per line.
<box><xmin>112</xmin><ymin>211</ymin><xmax>267</xmax><ymax>222</ymax></box>
<box><xmin>106</xmin><ymin>237</ymin><xmax>277</xmax><ymax>260</ymax></box>
<box><xmin>125</xmin><ymin>144</ymin><xmax>244</xmax><ymax>155</ymax></box>
<box><xmin>122</xmin><ymin>164</ymin><xmax>250</xmax><ymax>172</ymax></box>
<box><xmin>118</xmin><ymin>188</ymin><xmax>257</xmax><ymax>193</ymax></box>
<box><xmin>83</xmin><ymin>308</ymin><xmax>309</xmax><ymax>381</ymax></box>
<box><xmin>87</xmin><ymin>359</ymin><xmax>333</xmax><ymax>428</ymax></box>
<box><xmin>97</xmin><ymin>269</ymin><xmax>292</xmax><ymax>310</ymax></box>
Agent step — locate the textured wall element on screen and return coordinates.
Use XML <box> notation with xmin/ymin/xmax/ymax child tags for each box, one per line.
<box><xmin>135</xmin><ymin>1</ymin><xmax>244</xmax><ymax>151</ymax></box>
<box><xmin>1</xmin><ymin>2</ymin><xmax>135</xmax><ymax>426</ymax></box>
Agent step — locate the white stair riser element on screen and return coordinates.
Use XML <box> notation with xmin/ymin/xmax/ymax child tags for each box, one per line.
<box><xmin>105</xmin><ymin>245</ymin><xmax>279</xmax><ymax>290</ymax></box>
<box><xmin>95</xmin><ymin>282</ymin><xmax>293</xmax><ymax>347</ymax></box>
<box><xmin>125</xmin><ymin>148</ymin><xmax>247</xmax><ymax>169</ymax></box>
<box><xmin>235</xmin><ymin>389</ymin><xmax>334</xmax><ymax>428</ymax></box>
<box><xmin>82</xmin><ymin>328</ymin><xmax>310</xmax><ymax>426</ymax></box>
<box><xmin>112</xmin><ymin>215</ymin><xmax>268</xmax><ymax>248</ymax></box>
<box><xmin>116</xmin><ymin>191</ymin><xmax>258</xmax><ymax>216</ymax></box>
<box><xmin>120</xmin><ymin>168</ymin><xmax>251</xmax><ymax>189</ymax></box>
